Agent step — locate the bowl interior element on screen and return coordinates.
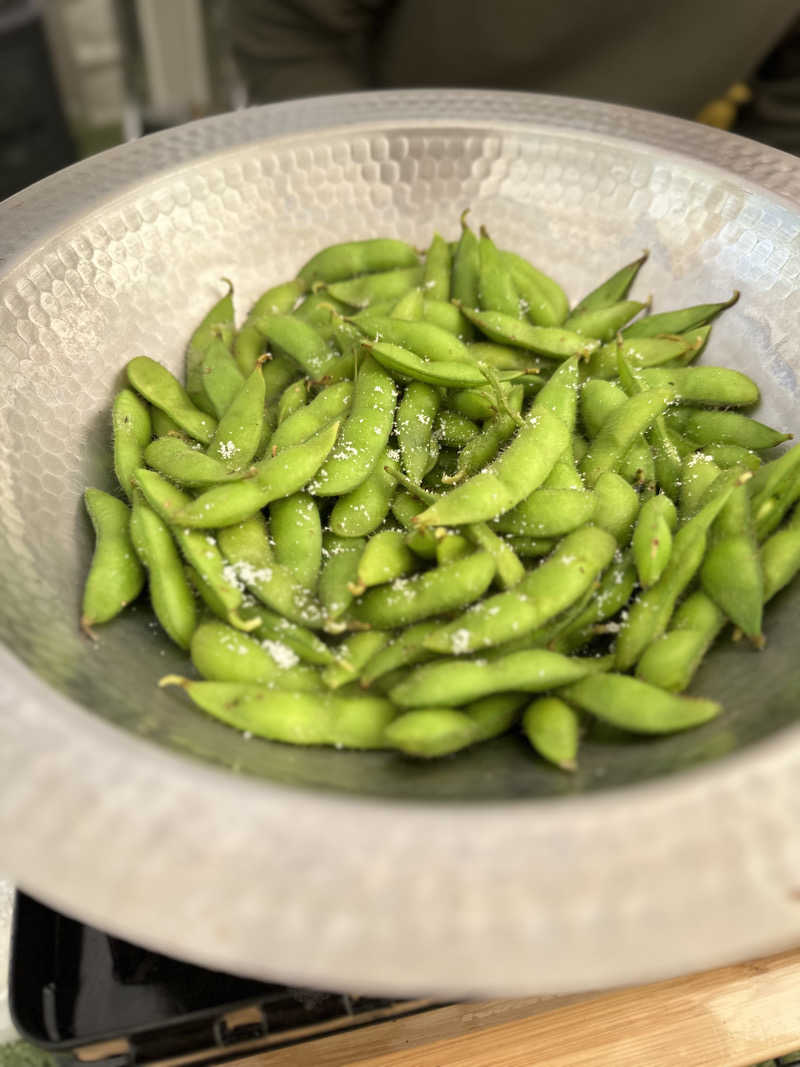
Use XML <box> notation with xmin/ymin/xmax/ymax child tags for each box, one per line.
<box><xmin>2</xmin><ymin>119</ymin><xmax>799</xmax><ymax>799</ymax></box>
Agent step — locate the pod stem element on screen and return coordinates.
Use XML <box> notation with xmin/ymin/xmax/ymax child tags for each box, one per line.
<box><xmin>158</xmin><ymin>674</ymin><xmax>190</xmax><ymax>689</ymax></box>
<box><xmin>383</xmin><ymin>465</ymin><xmax>437</xmax><ymax>505</ymax></box>
<box><xmin>229</xmin><ymin>610</ymin><xmax>262</xmax><ymax>633</ymax></box>
<box><xmin>477</xmin><ymin>362</ymin><xmax>525</xmax><ymax>427</ymax></box>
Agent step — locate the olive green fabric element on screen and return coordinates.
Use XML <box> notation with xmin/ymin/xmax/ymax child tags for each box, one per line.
<box><xmin>231</xmin><ymin>0</ymin><xmax>797</xmax><ymax>118</ymax></box>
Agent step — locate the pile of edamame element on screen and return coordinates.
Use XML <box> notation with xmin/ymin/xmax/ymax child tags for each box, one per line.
<box><xmin>81</xmin><ymin>213</ymin><xmax>800</xmax><ymax>769</ymax></box>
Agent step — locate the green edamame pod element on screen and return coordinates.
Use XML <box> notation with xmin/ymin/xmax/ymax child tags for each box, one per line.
<box><xmin>492</xmin><ymin>488</ymin><xmax>595</xmax><ymax>538</ymax></box>
<box><xmin>297</xmin><ymin>238</ymin><xmax>419</xmax><ymax>286</ymax></box>
<box><xmin>200</xmin><ymin>337</ymin><xmax>246</xmax><ymax>418</ymax></box>
<box><xmin>572</xmin><ymin>252</ymin><xmax>648</xmax><ymax>313</ymax></box>
<box><xmin>463</xmin><ymin>523</ymin><xmax>525</xmax><ymax>589</ymax></box>
<box><xmin>112</xmin><ymin>388</ymin><xmax>152</xmax><ymax>500</ymax></box>
<box><xmin>365</xmin><ymin>339</ymin><xmax>522</xmax><ymax>390</ymax></box>
<box><xmin>422</xmin><ymin>298</ymin><xmax>475</xmax><ymax>339</ymax></box>
<box><xmin>144</xmin><ymin>436</ymin><xmax>250</xmax><ymax>488</ymax></box>
<box><xmin>186</xmin><ymin>282</ymin><xmax>234</xmax><ymax>415</ymax></box>
<box><xmin>457</xmin><ymin>305</ymin><xmax>596</xmax><ymax>360</ymax></box>
<box><xmin>632</xmin><ymin>493</ymin><xmax>677</xmax><ymax>588</ymax></box>
<box><xmin>551</xmin><ymin>550</ymin><xmax>637</xmax><ymax>653</ymax></box>
<box><xmin>422</xmin><ymin>232</ymin><xmax>451</xmax><ymax>302</ymax></box>
<box><xmin>190</xmin><ymin>619</ymin><xmax>319</xmax><ymax>690</ymax></box>
<box><xmin>467</xmin><ymin>693</ymin><xmax>526</xmax><ymax>742</ymax></box>
<box><xmin>466</xmin><ymin>342</ymin><xmax>536</xmax><ymax>371</ymax></box>
<box><xmin>249</xmin><ymin>610</ymin><xmax>333</xmax><ymax>667</ymax></box>
<box><xmin>81</xmin><ymin>489</ymin><xmax>144</xmax><ymax>634</ymax></box>
<box><xmin>352</xmin><ymin>315</ymin><xmax>474</xmax><ymax>364</ymax></box>
<box><xmin>352</xmin><ymin>549</ymin><xmax>495</xmax><ymax>629</ymax></box>
<box><xmin>532</xmin><ymin>355</ymin><xmax>581</xmax><ymax>431</ymax></box>
<box><xmin>172</xmin><ymin>419</ymin><xmax>340</xmax><ymax>528</ymax></box>
<box><xmin>385</xmin><ymin>708</ymin><xmax>480</xmax><ymax>758</ymax></box>
<box><xmin>615</xmin><ymin>351</ymin><xmax>681</xmax><ymax>499</ymax></box>
<box><xmin>326</xmin><ymin>265</ymin><xmax>425</xmax><ymax>308</ymax></box>
<box><xmin>572</xmin><ymin>433</ymin><xmax>588</xmax><ymax>463</ymax></box>
<box><xmin>456</xmin><ymin>384</ymin><xmax>524</xmax><ymax>477</ymax></box>
<box><xmin>620</xmin><ymin>438</ymin><xmax>656</xmax><ymax>488</ymax></box>
<box><xmin>561</xmin><ymin>673</ymin><xmax>721</xmax><ymax>733</ymax></box>
<box><xmin>635</xmin><ymin>590</ymin><xmax>725</xmax><ymax>693</ymax></box>
<box><xmin>176</xmin><ymin>528</ymin><xmax>259</xmax><ymax>634</ymax></box>
<box><xmin>216</xmin><ymin>512</ymin><xmax>324</xmax><ymax>628</ymax></box>
<box><xmin>353</xmin><ymin>529</ymin><xmax>418</xmax><ymax>593</ymax></box>
<box><xmin>127</xmin><ymin>356</ymin><xmax>217</xmax><ymax>444</ymax></box>
<box><xmin>674</xmin><ymin>408</ymin><xmax>792</xmax><ymax>451</ymax></box>
<box><xmin>328</xmin><ymin>449</ymin><xmax>397</xmax><ymax>537</ymax></box>
<box><xmin>391</xmin><ymin>649</ymin><xmax>594</xmax><ymax>708</ymax></box>
<box><xmin>322</xmin><ymin>630</ymin><xmax>391</xmax><ymax>690</ymax></box>
<box><xmin>478</xmin><ymin>227</ymin><xmax>522</xmax><ymax>317</ymax></box>
<box><xmin>638</xmin><ymin>366</ymin><xmax>760</xmax><ymax>408</ymax></box>
<box><xmin>747</xmin><ymin>441</ymin><xmax>800</xmax><ymax>501</ymax></box>
<box><xmin>445</xmin><ymin>380</ymin><xmax>525</xmax><ymax>421</ymax></box>
<box><xmin>150</xmin><ymin>407</ymin><xmax>182</xmax><ymax>437</ymax></box>
<box><xmin>391</xmin><ymin>491</ymin><xmax>438</xmax><ymax>559</ymax></box>
<box><xmin>702</xmin><ymin>444</ymin><xmax>761</xmax><ymax>471</ymax></box>
<box><xmin>679</xmin><ymin>453</ymin><xmax>721</xmax><ymax>517</ymax></box>
<box><xmin>277</xmin><ymin>379</ymin><xmax>308</xmax><ymax>424</ymax></box>
<box><xmin>161</xmin><ymin>677</ymin><xmax>394</xmax><ymax>749</ymax></box>
<box><xmin>435</xmin><ymin>410</ymin><xmax>479</xmax><ymax>448</ymax></box>
<box><xmin>522</xmin><ymin>697</ymin><xmax>580</xmax><ymax>771</ymax></box>
<box><xmin>308</xmin><ymin>356</ymin><xmax>396</xmax><ymax>497</ymax></box>
<box><xmin>293</xmin><ymin>288</ymin><xmax>351</xmax><ymax>331</ymax></box>
<box><xmin>269</xmin><ymin>492</ymin><xmax>323</xmax><ymax>591</ymax></box>
<box><xmin>580</xmin><ymin>379</ymin><xmax>626</xmax><ymax>439</ymax></box>
<box><xmin>761</xmin><ymin>502</ymin><xmax>800</xmax><ymax>600</ymax></box>
<box><xmin>700</xmin><ymin>482</ymin><xmax>763</xmax><ymax>639</ymax></box>
<box><xmin>499</xmin><ymin>250</ymin><xmax>569</xmax><ymax>326</ymax></box>
<box><xmin>622</xmin><ymin>292</ymin><xmax>739</xmax><ymax>338</ymax></box>
<box><xmin>262</xmin><ymin>353</ymin><xmax>301</xmax><ymax>403</ymax></box>
<box><xmin>129</xmin><ymin>492</ymin><xmax>196</xmax><ymax>648</ymax></box>
<box><xmin>206</xmin><ymin>362</ymin><xmax>267</xmax><ymax>469</ymax></box>
<box><xmin>414</xmin><ymin>408</ymin><xmax>570</xmax><ymax>527</ymax></box>
<box><xmin>234</xmin><ymin>278</ymin><xmax>307</xmax><ymax>376</ymax></box>
<box><xmin>638</xmin><ymin>506</ymin><xmax>800</xmax><ymax>692</ymax></box>
<box><xmin>451</xmin><ymin>212</ymin><xmax>481</xmax><ymax>308</ymax></box>
<box><xmin>425</xmin><ymin>525</ymin><xmax>617</xmax><ymax>654</ymax></box>
<box><xmin>270</xmin><ymin>380</ymin><xmax>353</xmax><ymax>452</ymax></box>
<box><xmin>396</xmin><ymin>382</ymin><xmax>441</xmax><ymax>483</ymax></box>
<box><xmin>318</xmin><ymin>533</ymin><xmax>366</xmax><ymax>624</ymax></box>
<box><xmin>505</xmin><ymin>536</ymin><xmax>557</xmax><ymax>558</ymax></box>
<box><xmin>251</xmin><ymin>314</ymin><xmax>338</xmax><ymax>379</ymax></box>
<box><xmin>390</xmin><ymin>287</ymin><xmax>424</xmax><ymax>321</ymax></box>
<box><xmin>435</xmin><ymin>532</ymin><xmax>472</xmax><ymax>566</ymax></box>
<box><xmin>592</xmin><ymin>472</ymin><xmax>640</xmax><ymax>545</ymax></box>
<box><xmin>580</xmin><ymin>386</ymin><xmax>675</xmax><ymax>487</ymax></box>
<box><xmin>384</xmin><ymin>463</ymin><xmax>524</xmax><ymax>587</ymax></box>
<box><xmin>360</xmin><ymin>620</ymin><xmax>440</xmax><ymax>686</ymax></box>
<box><xmin>584</xmin><ymin>335</ymin><xmax>696</xmax><ymax>380</ymax></box>
<box><xmin>614</xmin><ymin>471</ymin><xmax>742</xmax><ymax>670</ymax></box>
<box><xmin>749</xmin><ymin>443</ymin><xmax>800</xmax><ymax>541</ymax></box>
<box><xmin>564</xmin><ymin>299</ymin><xmax>649</xmax><ymax>341</ymax></box>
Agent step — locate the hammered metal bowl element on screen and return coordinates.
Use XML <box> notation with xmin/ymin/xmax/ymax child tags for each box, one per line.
<box><xmin>1</xmin><ymin>91</ymin><xmax>799</xmax><ymax>997</ymax></box>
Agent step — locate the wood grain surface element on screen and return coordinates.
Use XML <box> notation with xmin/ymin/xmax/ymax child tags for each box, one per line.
<box><xmin>226</xmin><ymin>950</ymin><xmax>800</xmax><ymax>1067</ymax></box>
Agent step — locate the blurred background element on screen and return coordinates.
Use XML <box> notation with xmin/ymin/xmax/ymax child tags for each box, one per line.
<box><xmin>1</xmin><ymin>0</ymin><xmax>799</xmax><ymax>203</ymax></box>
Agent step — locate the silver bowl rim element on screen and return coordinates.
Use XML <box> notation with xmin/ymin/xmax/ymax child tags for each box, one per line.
<box><xmin>2</xmin><ymin>89</ymin><xmax>800</xmax><ymax>997</ymax></box>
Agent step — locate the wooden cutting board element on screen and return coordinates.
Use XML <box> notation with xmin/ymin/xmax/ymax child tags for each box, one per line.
<box><xmin>227</xmin><ymin>950</ymin><xmax>800</xmax><ymax>1067</ymax></box>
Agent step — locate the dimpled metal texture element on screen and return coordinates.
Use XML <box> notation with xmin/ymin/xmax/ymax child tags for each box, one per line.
<box><xmin>1</xmin><ymin>91</ymin><xmax>800</xmax><ymax>997</ymax></box>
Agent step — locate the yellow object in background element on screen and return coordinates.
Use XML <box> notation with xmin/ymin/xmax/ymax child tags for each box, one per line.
<box><xmin>696</xmin><ymin>82</ymin><xmax>753</xmax><ymax>129</ymax></box>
